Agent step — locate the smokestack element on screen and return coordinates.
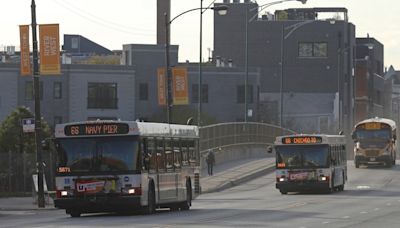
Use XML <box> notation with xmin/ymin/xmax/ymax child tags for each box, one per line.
<box><xmin>157</xmin><ymin>0</ymin><xmax>171</xmax><ymax>45</ymax></box>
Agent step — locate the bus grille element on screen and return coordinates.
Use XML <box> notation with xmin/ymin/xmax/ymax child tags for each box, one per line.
<box><xmin>365</xmin><ymin>150</ymin><xmax>379</xmax><ymax>157</ymax></box>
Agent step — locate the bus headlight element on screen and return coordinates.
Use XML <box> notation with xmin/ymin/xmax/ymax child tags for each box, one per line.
<box><xmin>122</xmin><ymin>187</ymin><xmax>142</xmax><ymax>195</ymax></box>
<box><xmin>61</xmin><ymin>191</ymin><xmax>68</xmax><ymax>196</ymax></box>
<box><xmin>319</xmin><ymin>176</ymin><xmax>329</xmax><ymax>181</ymax></box>
<box><xmin>277</xmin><ymin>177</ymin><xmax>286</xmax><ymax>182</ymax></box>
<box><xmin>382</xmin><ymin>150</ymin><xmax>390</xmax><ymax>155</ymax></box>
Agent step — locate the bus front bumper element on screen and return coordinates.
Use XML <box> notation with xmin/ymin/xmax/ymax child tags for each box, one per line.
<box><xmin>54</xmin><ymin>195</ymin><xmax>142</xmax><ymax>212</ymax></box>
<box><xmin>276</xmin><ymin>181</ymin><xmax>329</xmax><ymax>192</ymax></box>
<box><xmin>355</xmin><ymin>155</ymin><xmax>392</xmax><ymax>165</ymax></box>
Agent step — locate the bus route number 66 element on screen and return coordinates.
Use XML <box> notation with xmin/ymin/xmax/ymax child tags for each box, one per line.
<box><xmin>70</xmin><ymin>126</ymin><xmax>80</xmax><ymax>135</ymax></box>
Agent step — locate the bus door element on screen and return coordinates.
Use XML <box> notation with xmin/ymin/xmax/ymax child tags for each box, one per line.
<box><xmin>330</xmin><ymin>145</ymin><xmax>344</xmax><ymax>187</ymax></box>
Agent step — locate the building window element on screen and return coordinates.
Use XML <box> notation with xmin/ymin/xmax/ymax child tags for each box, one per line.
<box><xmin>192</xmin><ymin>84</ymin><xmax>208</xmax><ymax>103</ymax></box>
<box><xmin>139</xmin><ymin>83</ymin><xmax>148</xmax><ymax>101</ymax></box>
<box><xmin>237</xmin><ymin>85</ymin><xmax>253</xmax><ymax>104</ymax></box>
<box><xmin>25</xmin><ymin>81</ymin><xmax>43</xmax><ymax>100</ymax></box>
<box><xmin>87</xmin><ymin>82</ymin><xmax>118</xmax><ymax>109</ymax></box>
<box><xmin>53</xmin><ymin>82</ymin><xmax>62</xmax><ymax>99</ymax></box>
<box><xmin>298</xmin><ymin>42</ymin><xmax>327</xmax><ymax>57</ymax></box>
<box><xmin>71</xmin><ymin>37</ymin><xmax>79</xmax><ymax>49</ymax></box>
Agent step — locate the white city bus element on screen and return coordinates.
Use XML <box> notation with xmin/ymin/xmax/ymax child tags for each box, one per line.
<box><xmin>53</xmin><ymin>120</ymin><xmax>200</xmax><ymax>217</ymax></box>
<box><xmin>273</xmin><ymin>134</ymin><xmax>347</xmax><ymax>194</ymax></box>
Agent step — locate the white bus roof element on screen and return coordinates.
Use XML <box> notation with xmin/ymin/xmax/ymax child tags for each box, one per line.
<box><xmin>55</xmin><ymin>120</ymin><xmax>198</xmax><ymax>138</ymax></box>
<box><xmin>274</xmin><ymin>134</ymin><xmax>346</xmax><ymax>145</ymax></box>
<box><xmin>354</xmin><ymin>117</ymin><xmax>396</xmax><ymax>130</ymax></box>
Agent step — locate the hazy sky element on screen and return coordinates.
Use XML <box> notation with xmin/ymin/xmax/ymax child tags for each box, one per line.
<box><xmin>1</xmin><ymin>0</ymin><xmax>399</xmax><ymax>68</ymax></box>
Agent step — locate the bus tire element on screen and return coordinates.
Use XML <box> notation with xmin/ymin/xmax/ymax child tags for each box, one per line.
<box><xmin>279</xmin><ymin>190</ymin><xmax>287</xmax><ymax>195</ymax></box>
<box><xmin>180</xmin><ymin>181</ymin><xmax>192</xmax><ymax>210</ymax></box>
<box><xmin>355</xmin><ymin>161</ymin><xmax>360</xmax><ymax>168</ymax></box>
<box><xmin>145</xmin><ymin>182</ymin><xmax>156</xmax><ymax>214</ymax></box>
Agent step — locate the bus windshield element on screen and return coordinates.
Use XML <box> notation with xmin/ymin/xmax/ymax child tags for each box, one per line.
<box><xmin>56</xmin><ymin>136</ymin><xmax>139</xmax><ymax>173</ymax></box>
<box><xmin>354</xmin><ymin>129</ymin><xmax>391</xmax><ymax>140</ymax></box>
<box><xmin>276</xmin><ymin>145</ymin><xmax>329</xmax><ymax>168</ymax></box>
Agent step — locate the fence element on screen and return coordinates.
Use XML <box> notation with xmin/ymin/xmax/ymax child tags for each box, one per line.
<box><xmin>0</xmin><ymin>150</ymin><xmax>56</xmax><ymax>195</ymax></box>
<box><xmin>199</xmin><ymin>122</ymin><xmax>296</xmax><ymax>153</ymax></box>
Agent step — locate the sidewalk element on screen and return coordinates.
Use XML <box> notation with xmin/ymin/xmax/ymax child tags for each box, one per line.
<box><xmin>0</xmin><ymin>157</ymin><xmax>276</xmax><ymax>211</ymax></box>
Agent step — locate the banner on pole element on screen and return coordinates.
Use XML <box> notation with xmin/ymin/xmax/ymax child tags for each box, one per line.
<box><xmin>39</xmin><ymin>24</ymin><xmax>60</xmax><ymax>75</ymax></box>
<box><xmin>172</xmin><ymin>67</ymin><xmax>189</xmax><ymax>105</ymax></box>
<box><xmin>19</xmin><ymin>25</ymin><xmax>31</xmax><ymax>76</ymax></box>
<box><xmin>157</xmin><ymin>68</ymin><xmax>166</xmax><ymax>106</ymax></box>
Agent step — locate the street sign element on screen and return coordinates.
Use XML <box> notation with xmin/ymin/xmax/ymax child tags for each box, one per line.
<box><xmin>22</xmin><ymin>118</ymin><xmax>35</xmax><ymax>133</ymax></box>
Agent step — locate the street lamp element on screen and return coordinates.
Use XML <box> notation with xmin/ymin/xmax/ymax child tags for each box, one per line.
<box><xmin>279</xmin><ymin>19</ymin><xmax>315</xmax><ymax>127</ymax></box>
<box><xmin>164</xmin><ymin>4</ymin><xmax>228</xmax><ymax>124</ymax></box>
<box><xmin>199</xmin><ymin>0</ymin><xmax>227</xmax><ymax>127</ymax></box>
<box><xmin>30</xmin><ymin>0</ymin><xmax>45</xmax><ymax>208</ymax></box>
<box><xmin>244</xmin><ymin>0</ymin><xmax>307</xmax><ymax>122</ymax></box>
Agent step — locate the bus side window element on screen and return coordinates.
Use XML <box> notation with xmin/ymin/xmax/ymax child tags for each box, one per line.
<box><xmin>148</xmin><ymin>138</ymin><xmax>157</xmax><ymax>173</ymax></box>
<box><xmin>141</xmin><ymin>138</ymin><xmax>149</xmax><ymax>171</ymax></box>
<box><xmin>181</xmin><ymin>140</ymin><xmax>189</xmax><ymax>166</ymax></box>
<box><xmin>188</xmin><ymin>140</ymin><xmax>196</xmax><ymax>165</ymax></box>
<box><xmin>173</xmin><ymin>138</ymin><xmax>182</xmax><ymax>169</ymax></box>
<box><xmin>156</xmin><ymin>138</ymin><xmax>166</xmax><ymax>173</ymax></box>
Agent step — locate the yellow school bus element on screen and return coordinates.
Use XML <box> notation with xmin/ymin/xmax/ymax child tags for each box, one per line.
<box><xmin>352</xmin><ymin>117</ymin><xmax>397</xmax><ymax>168</ymax></box>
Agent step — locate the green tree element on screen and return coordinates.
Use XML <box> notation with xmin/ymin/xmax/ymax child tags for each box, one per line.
<box><xmin>0</xmin><ymin>106</ymin><xmax>52</xmax><ymax>155</ymax></box>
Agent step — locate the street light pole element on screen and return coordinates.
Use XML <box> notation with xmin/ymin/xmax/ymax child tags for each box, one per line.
<box><xmin>165</xmin><ymin>12</ymin><xmax>172</xmax><ymax>124</ymax></box>
<box><xmin>198</xmin><ymin>0</ymin><xmax>203</xmax><ymax>127</ymax></box>
<box><xmin>31</xmin><ymin>0</ymin><xmax>45</xmax><ymax>208</ymax></box>
<box><xmin>245</xmin><ymin>0</ymin><xmax>307</xmax><ymax>124</ymax></box>
<box><xmin>164</xmin><ymin>4</ymin><xmax>227</xmax><ymax>125</ymax></box>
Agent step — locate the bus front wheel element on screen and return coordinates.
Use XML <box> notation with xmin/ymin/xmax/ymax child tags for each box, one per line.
<box><xmin>180</xmin><ymin>181</ymin><xmax>192</xmax><ymax>210</ymax></box>
<box><xmin>145</xmin><ymin>182</ymin><xmax>156</xmax><ymax>214</ymax></box>
<box><xmin>66</xmin><ymin>210</ymin><xmax>81</xmax><ymax>217</ymax></box>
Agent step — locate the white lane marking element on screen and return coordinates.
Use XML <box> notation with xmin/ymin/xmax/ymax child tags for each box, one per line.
<box><xmin>374</xmin><ymin>208</ymin><xmax>380</xmax><ymax>211</ymax></box>
<box><xmin>322</xmin><ymin>221</ymin><xmax>330</xmax><ymax>224</ymax></box>
<box><xmin>298</xmin><ymin>226</ymin><xmax>307</xmax><ymax>228</ymax></box>
<box><xmin>386</xmin><ymin>203</ymin><xmax>392</xmax><ymax>206</ymax></box>
<box><xmin>356</xmin><ymin>185</ymin><xmax>371</xmax><ymax>189</ymax></box>
<box><xmin>342</xmin><ymin>216</ymin><xmax>350</xmax><ymax>219</ymax></box>
<box><xmin>360</xmin><ymin>211</ymin><xmax>368</xmax><ymax>214</ymax></box>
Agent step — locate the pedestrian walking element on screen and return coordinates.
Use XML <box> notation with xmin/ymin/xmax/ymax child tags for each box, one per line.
<box><xmin>206</xmin><ymin>149</ymin><xmax>215</xmax><ymax>176</ymax></box>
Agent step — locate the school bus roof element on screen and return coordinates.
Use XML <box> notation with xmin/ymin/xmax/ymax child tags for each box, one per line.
<box><xmin>354</xmin><ymin>117</ymin><xmax>396</xmax><ymax>130</ymax></box>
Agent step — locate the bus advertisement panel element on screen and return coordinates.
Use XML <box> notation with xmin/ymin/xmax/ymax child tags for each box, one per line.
<box><xmin>273</xmin><ymin>134</ymin><xmax>347</xmax><ymax>194</ymax></box>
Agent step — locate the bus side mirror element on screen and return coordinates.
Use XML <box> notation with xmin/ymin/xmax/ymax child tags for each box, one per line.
<box><xmin>394</xmin><ymin>135</ymin><xmax>397</xmax><ymax>141</ymax></box>
<box><xmin>267</xmin><ymin>146</ymin><xmax>273</xmax><ymax>153</ymax></box>
<box><xmin>351</xmin><ymin>132</ymin><xmax>357</xmax><ymax>142</ymax></box>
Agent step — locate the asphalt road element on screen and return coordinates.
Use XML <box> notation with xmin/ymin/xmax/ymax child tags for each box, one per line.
<box><xmin>2</xmin><ymin>161</ymin><xmax>400</xmax><ymax>228</ymax></box>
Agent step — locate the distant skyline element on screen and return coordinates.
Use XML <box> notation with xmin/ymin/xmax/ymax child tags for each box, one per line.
<box><xmin>1</xmin><ymin>0</ymin><xmax>399</xmax><ymax>68</ymax></box>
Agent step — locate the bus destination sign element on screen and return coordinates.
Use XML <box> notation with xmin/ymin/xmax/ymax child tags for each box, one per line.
<box><xmin>64</xmin><ymin>123</ymin><xmax>129</xmax><ymax>136</ymax></box>
<box><xmin>282</xmin><ymin>136</ymin><xmax>322</xmax><ymax>144</ymax></box>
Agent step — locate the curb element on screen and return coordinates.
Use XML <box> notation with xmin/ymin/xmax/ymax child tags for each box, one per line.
<box><xmin>201</xmin><ymin>163</ymin><xmax>276</xmax><ymax>194</ymax></box>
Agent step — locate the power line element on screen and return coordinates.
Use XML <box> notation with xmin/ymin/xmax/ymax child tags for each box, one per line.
<box><xmin>53</xmin><ymin>0</ymin><xmax>155</xmax><ymax>37</ymax></box>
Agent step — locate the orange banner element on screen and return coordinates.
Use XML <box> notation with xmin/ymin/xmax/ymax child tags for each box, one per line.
<box><xmin>157</xmin><ymin>68</ymin><xmax>167</xmax><ymax>106</ymax></box>
<box><xmin>39</xmin><ymin>24</ymin><xmax>60</xmax><ymax>75</ymax></box>
<box><xmin>172</xmin><ymin>67</ymin><xmax>189</xmax><ymax>105</ymax></box>
<box><xmin>19</xmin><ymin>25</ymin><xmax>31</xmax><ymax>76</ymax></box>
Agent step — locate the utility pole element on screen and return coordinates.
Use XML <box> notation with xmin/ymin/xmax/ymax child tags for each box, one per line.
<box><xmin>31</xmin><ymin>0</ymin><xmax>45</xmax><ymax>208</ymax></box>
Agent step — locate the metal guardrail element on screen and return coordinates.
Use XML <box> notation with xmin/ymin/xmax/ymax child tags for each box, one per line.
<box><xmin>199</xmin><ymin>122</ymin><xmax>296</xmax><ymax>153</ymax></box>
